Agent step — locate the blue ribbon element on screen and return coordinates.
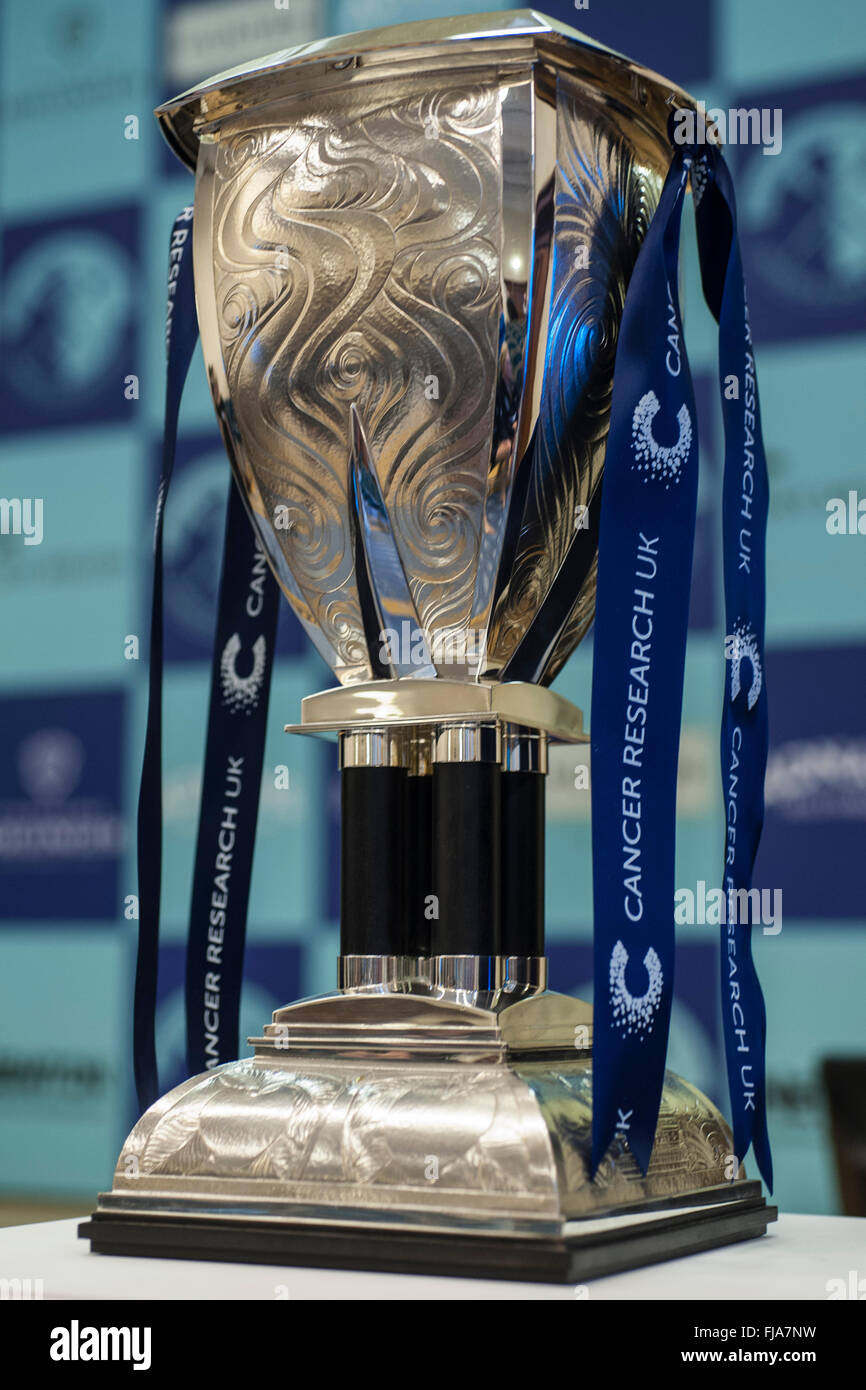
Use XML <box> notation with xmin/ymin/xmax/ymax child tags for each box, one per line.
<box><xmin>184</xmin><ymin>481</ymin><xmax>279</xmax><ymax>1077</ymax></box>
<box><xmin>695</xmin><ymin>147</ymin><xmax>772</xmax><ymax>1189</ymax></box>
<box><xmin>590</xmin><ymin>148</ymin><xmax>698</xmax><ymax>1176</ymax></box>
<box><xmin>591</xmin><ymin>138</ymin><xmax>772</xmax><ymax>1189</ymax></box>
<box><xmin>135</xmin><ymin>206</ymin><xmax>198</xmax><ymax>1113</ymax></box>
<box><xmin>135</xmin><ymin>207</ymin><xmax>278</xmax><ymax>1112</ymax></box>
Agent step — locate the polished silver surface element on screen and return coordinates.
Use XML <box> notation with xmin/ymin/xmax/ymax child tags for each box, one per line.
<box><xmin>286</xmin><ymin>678</ymin><xmax>586</xmax><ymax>744</ymax></box>
<box><xmin>349</xmin><ymin>404</ymin><xmax>437</xmax><ymax>681</ymax></box>
<box><xmin>502</xmin><ymin>726</ymin><xmax>548</xmax><ymax>773</ymax></box>
<box><xmin>338</xmin><ymin>954</ymin><xmax>430</xmax><ymax>991</ymax></box>
<box><xmin>433</xmin><ymin>722</ymin><xmax>501</xmax><ymax>766</ymax></box>
<box><xmin>434</xmin><ymin>953</ymin><xmax>503</xmax><ymax>998</ymax></box>
<box><xmin>196</xmin><ymin>77</ymin><xmax>503</xmax><ymax>686</ymax></box>
<box><xmin>503</xmin><ymin>955</ymin><xmax>549</xmax><ymax>994</ymax></box>
<box><xmin>156</xmin><ymin>10</ymin><xmax>696</xmax><ymax>169</ymax></box>
<box><xmin>405</xmin><ymin>729</ymin><xmax>434</xmax><ymax>778</ymax></box>
<box><xmin>260</xmin><ymin>980</ymin><xmax>593</xmax><ymax>1056</ymax></box>
<box><xmin>486</xmin><ymin>73</ymin><xmax>660</xmax><ymax>683</ymax></box>
<box><xmin>97</xmin><ymin>991</ymin><xmax>739</xmax><ymax>1234</ymax></box>
<box><xmin>338</xmin><ymin>728</ymin><xmax>405</xmax><ymax>769</ymax></box>
<box><xmin>162</xmin><ymin>11</ymin><xmax>699</xmax><ymax>691</ymax></box>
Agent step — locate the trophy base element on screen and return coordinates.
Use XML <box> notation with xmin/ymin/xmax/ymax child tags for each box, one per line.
<box><xmin>81</xmin><ymin>988</ymin><xmax>776</xmax><ymax>1283</ymax></box>
<box><xmin>79</xmin><ymin>1182</ymin><xmax>773</xmax><ymax>1284</ymax></box>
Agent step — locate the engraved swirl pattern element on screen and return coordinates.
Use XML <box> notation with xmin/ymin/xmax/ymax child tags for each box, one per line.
<box><xmin>117</xmin><ymin>1057</ymin><xmax>732</xmax><ymax>1213</ymax></box>
<box><xmin>211</xmin><ymin>83</ymin><xmax>502</xmax><ymax>682</ymax></box>
<box><xmin>485</xmin><ymin>80</ymin><xmax>663</xmax><ymax>681</ymax></box>
<box><xmin>126</xmin><ymin>1060</ymin><xmax>542</xmax><ymax>1193</ymax></box>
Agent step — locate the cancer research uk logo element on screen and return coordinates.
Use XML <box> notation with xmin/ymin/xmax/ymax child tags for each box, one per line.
<box><xmin>631</xmin><ymin>392</ymin><xmax>693</xmax><ymax>487</ymax></box>
<box><xmin>732</xmin><ymin>73</ymin><xmax>866</xmax><ymax>342</ymax></box>
<box><xmin>551</xmin><ymin>941</ymin><xmax>724</xmax><ymax>1105</ymax></box>
<box><xmin>0</xmin><ymin>691</ymin><xmax>125</xmax><ymax>920</ymax></box>
<box><xmin>218</xmin><ymin>536</ymin><xmax>273</xmax><ymax>714</ymax></box>
<box><xmin>726</xmin><ymin>620</ymin><xmax>763</xmax><ymax>710</ymax></box>
<box><xmin>609</xmin><ymin>940</ymin><xmax>664</xmax><ymax>1039</ymax></box>
<box><xmin>630</xmin><ymin>280</ymin><xmax>693</xmax><ymax>488</ymax></box>
<box><xmin>0</xmin><ymin>206</ymin><xmax>138</xmax><ymax>430</ymax></box>
<box><xmin>220</xmin><ymin>632</ymin><xmax>268</xmax><ymax>712</ymax></box>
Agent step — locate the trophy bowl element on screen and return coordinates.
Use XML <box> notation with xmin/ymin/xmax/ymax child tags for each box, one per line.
<box><xmin>80</xmin><ymin>11</ymin><xmax>775</xmax><ymax>1282</ymax></box>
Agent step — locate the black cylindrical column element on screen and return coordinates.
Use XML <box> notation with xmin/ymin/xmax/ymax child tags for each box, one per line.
<box><xmin>339</xmin><ymin>731</ymin><xmax>405</xmax><ymax>958</ymax></box>
<box><xmin>500</xmin><ymin>729</ymin><xmax>547</xmax><ymax>960</ymax></box>
<box><xmin>431</xmin><ymin>723</ymin><xmax>501</xmax><ymax>960</ymax></box>
<box><xmin>404</xmin><ymin>732</ymin><xmax>433</xmax><ymax>959</ymax></box>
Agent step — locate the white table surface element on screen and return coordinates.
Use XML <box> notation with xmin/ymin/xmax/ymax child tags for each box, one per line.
<box><xmin>0</xmin><ymin>1213</ymin><xmax>863</xmax><ymax>1300</ymax></box>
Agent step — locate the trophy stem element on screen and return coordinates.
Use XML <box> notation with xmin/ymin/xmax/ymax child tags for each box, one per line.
<box><xmin>339</xmin><ymin>729</ymin><xmax>406</xmax><ymax>958</ymax></box>
<box><xmin>501</xmin><ymin>727</ymin><xmax>547</xmax><ymax>961</ymax></box>
<box><xmin>404</xmin><ymin>731</ymin><xmax>433</xmax><ymax>959</ymax></box>
<box><xmin>431</xmin><ymin>721</ymin><xmax>502</xmax><ymax>959</ymax></box>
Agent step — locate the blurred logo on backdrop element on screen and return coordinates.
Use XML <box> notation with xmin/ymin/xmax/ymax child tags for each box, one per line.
<box><xmin>163</xmin><ymin>0</ymin><xmax>320</xmax><ymax>89</ymax></box>
<box><xmin>18</xmin><ymin>728</ymin><xmax>86</xmax><ymax>804</ymax></box>
<box><xmin>767</xmin><ymin>738</ymin><xmax>866</xmax><ymax>821</ymax></box>
<box><xmin>734</xmin><ymin>73</ymin><xmax>866</xmax><ymax>341</ymax></box>
<box><xmin>0</xmin><ymin>691</ymin><xmax>126</xmax><ymax>920</ymax></box>
<box><xmin>0</xmin><ymin>0</ymin><xmax>135</xmax><ymax>127</ymax></box>
<box><xmin>545</xmin><ymin>726</ymin><xmax>715</xmax><ymax>823</ymax></box>
<box><xmin>157</xmin><ymin>0</ymin><xmax>322</xmax><ymax>175</ymax></box>
<box><xmin>158</xmin><ymin>435</ymin><xmax>305</xmax><ymax>662</ymax></box>
<box><xmin>0</xmin><ymin>207</ymin><xmax>138</xmax><ymax>430</ymax></box>
<box><xmin>154</xmin><ymin>942</ymin><xmax>302</xmax><ymax>1095</ymax></box>
<box><xmin>758</xmin><ymin>646</ymin><xmax>866</xmax><ymax>918</ymax></box>
<box><xmin>0</xmin><ymin>1047</ymin><xmax>112</xmax><ymax>1107</ymax></box>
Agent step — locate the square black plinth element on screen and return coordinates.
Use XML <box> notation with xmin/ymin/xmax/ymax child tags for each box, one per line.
<box><xmin>79</xmin><ymin>1185</ymin><xmax>776</xmax><ymax>1284</ymax></box>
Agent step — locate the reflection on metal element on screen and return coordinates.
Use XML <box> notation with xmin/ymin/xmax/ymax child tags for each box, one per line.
<box><xmin>94</xmin><ymin>988</ymin><xmax>743</xmax><ymax>1236</ymax></box>
<box><xmin>502</xmin><ymin>726</ymin><xmax>548</xmax><ymax>773</ymax></box>
<box><xmin>338</xmin><ymin>728</ymin><xmax>405</xmax><ymax>770</ymax></box>
<box><xmin>158</xmin><ymin>10</ymin><xmax>699</xmax><ymax>690</ymax></box>
<box><xmin>433</xmin><ymin>723</ymin><xmax>501</xmax><ymax>767</ymax></box>
<box><xmin>503</xmin><ymin>955</ymin><xmax>549</xmax><ymax>994</ymax></box>
<box><xmin>433</xmin><ymin>954</ymin><xmax>504</xmax><ymax>1000</ymax></box>
<box><xmin>287</xmin><ymin>678</ymin><xmax>586</xmax><ymax>744</ymax></box>
<box><xmin>338</xmin><ymin>954</ymin><xmax>431</xmax><ymax>991</ymax></box>
<box><xmin>349</xmin><ymin>404</ymin><xmax>436</xmax><ymax>681</ymax></box>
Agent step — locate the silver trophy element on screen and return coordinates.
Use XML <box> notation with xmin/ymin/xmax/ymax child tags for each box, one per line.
<box><xmin>82</xmin><ymin>12</ymin><xmax>774</xmax><ymax>1280</ymax></box>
